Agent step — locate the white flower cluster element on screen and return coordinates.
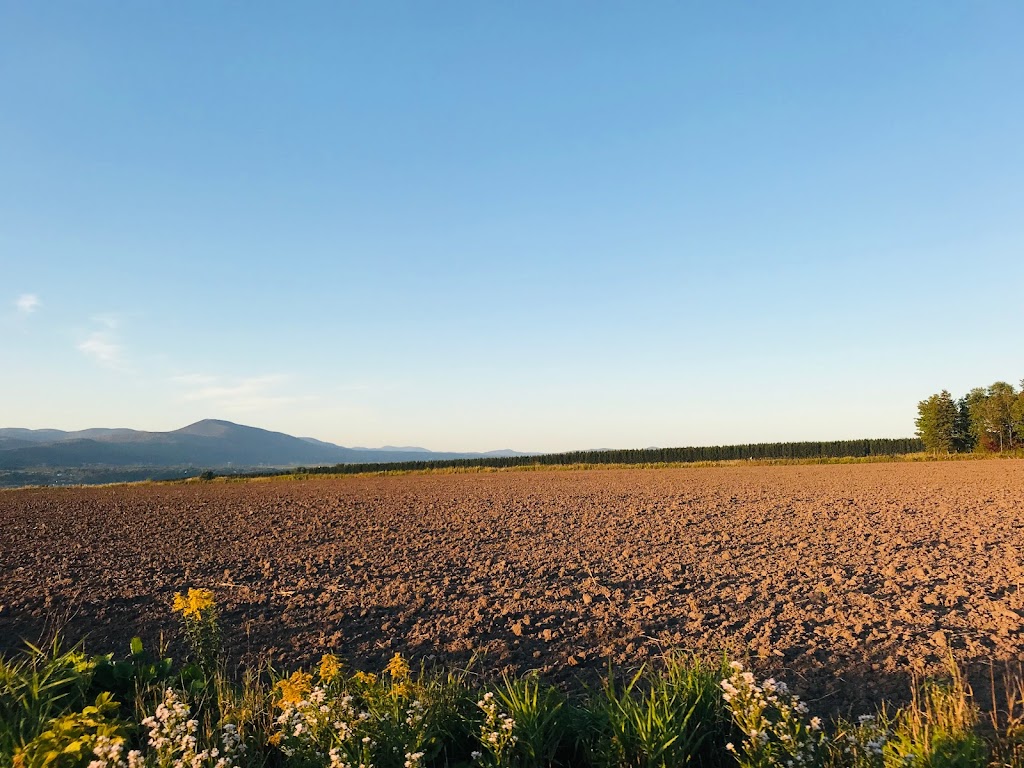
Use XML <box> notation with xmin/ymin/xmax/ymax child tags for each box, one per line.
<box><xmin>402</xmin><ymin>699</ymin><xmax>429</xmax><ymax>768</ymax></box>
<box><xmin>86</xmin><ymin>735</ymin><xmax>143</xmax><ymax>768</ymax></box>
<box><xmin>141</xmin><ymin>688</ymin><xmax>244</xmax><ymax>768</ymax></box>
<box><xmin>721</xmin><ymin>662</ymin><xmax>823</xmax><ymax>768</ymax></box>
<box><xmin>329</xmin><ymin>747</ymin><xmax>374</xmax><ymax>768</ymax></box>
<box><xmin>331</xmin><ymin>694</ymin><xmax>360</xmax><ymax>740</ymax></box>
<box><xmin>275</xmin><ymin>683</ymin><xmax>379</xmax><ymax>765</ymax></box>
<box><xmin>327</xmin><ymin>735</ymin><xmax>376</xmax><ymax>768</ymax></box>
<box><xmin>275</xmin><ymin>684</ymin><xmax>334</xmax><ymax>756</ymax></box>
<box><xmin>839</xmin><ymin>714</ymin><xmax>890</xmax><ymax>766</ymax></box>
<box><xmin>405</xmin><ymin>698</ymin><xmax>425</xmax><ymax>728</ymax></box>
<box><xmin>476</xmin><ymin>691</ymin><xmax>517</xmax><ymax>763</ymax></box>
<box><xmin>275</xmin><ymin>703</ymin><xmax>320</xmax><ymax>759</ymax></box>
<box><xmin>142</xmin><ymin>688</ymin><xmax>196</xmax><ymax>758</ymax></box>
<box><xmin>218</xmin><ymin>724</ymin><xmax>244</xmax><ymax>762</ymax></box>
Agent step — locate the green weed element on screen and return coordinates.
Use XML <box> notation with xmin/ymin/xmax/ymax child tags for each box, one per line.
<box><xmin>590</xmin><ymin>654</ymin><xmax>727</xmax><ymax>768</ymax></box>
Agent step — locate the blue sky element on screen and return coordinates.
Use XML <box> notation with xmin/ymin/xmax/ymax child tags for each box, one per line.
<box><xmin>2</xmin><ymin>2</ymin><xmax>1022</xmax><ymax>452</ymax></box>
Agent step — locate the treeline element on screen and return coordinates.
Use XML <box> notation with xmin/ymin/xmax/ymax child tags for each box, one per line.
<box><xmin>916</xmin><ymin>379</ymin><xmax>1024</xmax><ymax>453</ymax></box>
<box><xmin>278</xmin><ymin>437</ymin><xmax>924</xmax><ymax>477</ymax></box>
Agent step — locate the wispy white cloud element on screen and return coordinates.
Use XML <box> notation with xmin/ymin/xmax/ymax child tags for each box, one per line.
<box><xmin>174</xmin><ymin>373</ymin><xmax>309</xmax><ymax>413</ymax></box>
<box><xmin>76</xmin><ymin>314</ymin><xmax>132</xmax><ymax>369</ymax></box>
<box><xmin>15</xmin><ymin>294</ymin><xmax>40</xmax><ymax>314</ymax></box>
<box><xmin>78</xmin><ymin>331</ymin><xmax>123</xmax><ymax>365</ymax></box>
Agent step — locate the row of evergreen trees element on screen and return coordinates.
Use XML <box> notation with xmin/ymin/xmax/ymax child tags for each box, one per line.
<box><xmin>286</xmin><ymin>437</ymin><xmax>924</xmax><ymax>477</ymax></box>
<box><xmin>915</xmin><ymin>380</ymin><xmax>1024</xmax><ymax>453</ymax></box>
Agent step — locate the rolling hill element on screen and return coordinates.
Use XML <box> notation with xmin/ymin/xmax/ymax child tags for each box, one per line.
<box><xmin>0</xmin><ymin>419</ymin><xmax>530</xmax><ymax>471</ymax></box>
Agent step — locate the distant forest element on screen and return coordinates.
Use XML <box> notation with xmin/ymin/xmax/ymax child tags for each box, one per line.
<box><xmin>283</xmin><ymin>438</ymin><xmax>925</xmax><ymax>477</ymax></box>
<box><xmin>916</xmin><ymin>380</ymin><xmax>1024</xmax><ymax>453</ymax></box>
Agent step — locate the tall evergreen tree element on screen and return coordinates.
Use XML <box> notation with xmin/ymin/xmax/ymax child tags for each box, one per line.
<box><xmin>915</xmin><ymin>390</ymin><xmax>958</xmax><ymax>453</ymax></box>
<box><xmin>954</xmin><ymin>396</ymin><xmax>974</xmax><ymax>452</ymax></box>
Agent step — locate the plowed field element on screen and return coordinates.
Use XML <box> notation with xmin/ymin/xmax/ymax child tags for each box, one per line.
<box><xmin>3</xmin><ymin>460</ymin><xmax>1024</xmax><ymax>712</ymax></box>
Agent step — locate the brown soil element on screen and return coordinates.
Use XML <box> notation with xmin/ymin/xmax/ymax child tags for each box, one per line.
<box><xmin>3</xmin><ymin>460</ymin><xmax>1024</xmax><ymax>713</ymax></box>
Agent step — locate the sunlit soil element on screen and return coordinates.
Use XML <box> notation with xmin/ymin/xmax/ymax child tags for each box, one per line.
<box><xmin>2</xmin><ymin>459</ymin><xmax>1023</xmax><ymax>712</ymax></box>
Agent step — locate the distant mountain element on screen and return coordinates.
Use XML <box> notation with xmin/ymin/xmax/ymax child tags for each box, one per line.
<box><xmin>0</xmin><ymin>427</ymin><xmax>140</xmax><ymax>444</ymax></box>
<box><xmin>0</xmin><ymin>419</ymin><xmax>533</xmax><ymax>472</ymax></box>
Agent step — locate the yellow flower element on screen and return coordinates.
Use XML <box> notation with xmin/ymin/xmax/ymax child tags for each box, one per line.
<box><xmin>393</xmin><ymin>681</ymin><xmax>411</xmax><ymax>698</ymax></box>
<box><xmin>353</xmin><ymin>670</ymin><xmax>378</xmax><ymax>686</ymax></box>
<box><xmin>276</xmin><ymin>671</ymin><xmax>313</xmax><ymax>706</ymax></box>
<box><xmin>386</xmin><ymin>653</ymin><xmax>410</xmax><ymax>680</ymax></box>
<box><xmin>172</xmin><ymin>588</ymin><xmax>215</xmax><ymax>620</ymax></box>
<box><xmin>319</xmin><ymin>654</ymin><xmax>342</xmax><ymax>682</ymax></box>
<box><xmin>268</xmin><ymin>733</ymin><xmax>284</xmax><ymax>747</ymax></box>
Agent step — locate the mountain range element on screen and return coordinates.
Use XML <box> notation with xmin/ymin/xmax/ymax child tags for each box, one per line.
<box><xmin>0</xmin><ymin>419</ymin><xmax>530</xmax><ymax>471</ymax></box>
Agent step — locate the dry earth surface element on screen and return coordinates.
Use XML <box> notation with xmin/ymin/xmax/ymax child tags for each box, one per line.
<box><xmin>3</xmin><ymin>460</ymin><xmax>1024</xmax><ymax>713</ymax></box>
